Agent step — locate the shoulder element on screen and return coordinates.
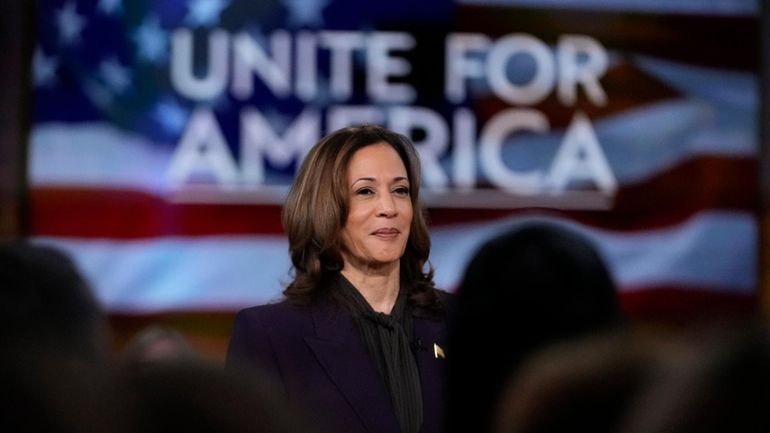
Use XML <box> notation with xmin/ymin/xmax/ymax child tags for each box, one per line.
<box><xmin>232</xmin><ymin>300</ymin><xmax>314</xmax><ymax>335</ymax></box>
<box><xmin>235</xmin><ymin>300</ymin><xmax>305</xmax><ymax>319</ymax></box>
<box><xmin>429</xmin><ymin>289</ymin><xmax>457</xmax><ymax>325</ymax></box>
<box><xmin>438</xmin><ymin>290</ymin><xmax>458</xmax><ymax>321</ymax></box>
<box><xmin>437</xmin><ymin>289</ymin><xmax>456</xmax><ymax>304</ymax></box>
<box><xmin>227</xmin><ymin>300</ymin><xmax>318</xmax><ymax>369</ymax></box>
<box><xmin>413</xmin><ymin>289</ymin><xmax>456</xmax><ymax>322</ymax></box>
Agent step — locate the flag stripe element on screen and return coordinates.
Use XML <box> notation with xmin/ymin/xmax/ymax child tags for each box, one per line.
<box><xmin>619</xmin><ymin>288</ymin><xmax>757</xmax><ymax>323</ymax></box>
<box><xmin>33</xmin><ymin>209</ymin><xmax>756</xmax><ymax>313</ymax></box>
<box><xmin>31</xmin><ymin>187</ymin><xmax>286</xmax><ymax>238</ymax></box>
<box><xmin>31</xmin><ymin>155</ymin><xmax>756</xmax><ymax>239</ymax></box>
<box><xmin>456</xmin><ymin>5</ymin><xmax>758</xmax><ymax>71</ymax></box>
<box><xmin>428</xmin><ymin>210</ymin><xmax>756</xmax><ymax>292</ymax></box>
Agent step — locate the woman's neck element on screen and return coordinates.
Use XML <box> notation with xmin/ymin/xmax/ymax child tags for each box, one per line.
<box><xmin>341</xmin><ymin>261</ymin><xmax>400</xmax><ymax>314</ymax></box>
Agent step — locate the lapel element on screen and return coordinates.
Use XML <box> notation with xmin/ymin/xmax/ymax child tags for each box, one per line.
<box><xmin>413</xmin><ymin>315</ymin><xmax>448</xmax><ymax>433</ymax></box>
<box><xmin>304</xmin><ymin>298</ymin><xmax>401</xmax><ymax>433</ymax></box>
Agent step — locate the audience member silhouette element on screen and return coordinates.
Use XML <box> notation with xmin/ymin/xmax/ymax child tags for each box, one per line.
<box><xmin>0</xmin><ymin>241</ymin><xmax>109</xmax><ymax>360</ymax></box>
<box><xmin>492</xmin><ymin>311</ymin><xmax>770</xmax><ymax>433</ymax></box>
<box><xmin>0</xmin><ymin>241</ymin><xmax>121</xmax><ymax>433</ymax></box>
<box><xmin>619</xmin><ymin>321</ymin><xmax>770</xmax><ymax>433</ymax></box>
<box><xmin>493</xmin><ymin>331</ymin><xmax>658</xmax><ymax>433</ymax></box>
<box><xmin>446</xmin><ymin>222</ymin><xmax>624</xmax><ymax>433</ymax></box>
<box><xmin>0</xmin><ymin>241</ymin><xmax>312</xmax><ymax>433</ymax></box>
<box><xmin>120</xmin><ymin>325</ymin><xmax>196</xmax><ymax>367</ymax></box>
<box><xmin>121</xmin><ymin>359</ymin><xmax>313</xmax><ymax>433</ymax></box>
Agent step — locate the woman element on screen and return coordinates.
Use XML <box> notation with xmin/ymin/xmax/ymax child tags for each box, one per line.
<box><xmin>227</xmin><ymin>125</ymin><xmax>449</xmax><ymax>433</ymax></box>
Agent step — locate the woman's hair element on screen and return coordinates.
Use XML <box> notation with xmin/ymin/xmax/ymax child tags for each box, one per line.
<box><xmin>282</xmin><ymin>124</ymin><xmax>442</xmax><ymax>316</ymax></box>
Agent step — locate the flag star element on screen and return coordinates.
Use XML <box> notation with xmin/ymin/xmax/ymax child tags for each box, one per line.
<box><xmin>134</xmin><ymin>15</ymin><xmax>168</xmax><ymax>63</ymax></box>
<box><xmin>154</xmin><ymin>98</ymin><xmax>189</xmax><ymax>135</ymax></box>
<box><xmin>185</xmin><ymin>0</ymin><xmax>231</xmax><ymax>27</ymax></box>
<box><xmin>33</xmin><ymin>48</ymin><xmax>58</xmax><ymax>87</ymax></box>
<box><xmin>98</xmin><ymin>0</ymin><xmax>123</xmax><ymax>15</ymax></box>
<box><xmin>84</xmin><ymin>80</ymin><xmax>114</xmax><ymax>109</ymax></box>
<box><xmin>281</xmin><ymin>0</ymin><xmax>329</xmax><ymax>28</ymax></box>
<box><xmin>99</xmin><ymin>57</ymin><xmax>131</xmax><ymax>93</ymax></box>
<box><xmin>56</xmin><ymin>1</ymin><xmax>86</xmax><ymax>45</ymax></box>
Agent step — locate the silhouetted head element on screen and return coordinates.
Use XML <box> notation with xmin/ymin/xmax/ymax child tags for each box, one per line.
<box><xmin>621</xmin><ymin>322</ymin><xmax>770</xmax><ymax>433</ymax></box>
<box><xmin>459</xmin><ymin>222</ymin><xmax>620</xmax><ymax>334</ymax></box>
<box><xmin>0</xmin><ymin>241</ymin><xmax>108</xmax><ymax>360</ymax></box>
<box><xmin>447</xmin><ymin>222</ymin><xmax>623</xmax><ymax>433</ymax></box>
<box><xmin>123</xmin><ymin>360</ymin><xmax>312</xmax><ymax>433</ymax></box>
<box><xmin>495</xmin><ymin>331</ymin><xmax>655</xmax><ymax>433</ymax></box>
<box><xmin>0</xmin><ymin>242</ymin><xmax>119</xmax><ymax>432</ymax></box>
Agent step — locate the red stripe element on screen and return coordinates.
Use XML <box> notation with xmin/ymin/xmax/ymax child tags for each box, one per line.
<box><xmin>429</xmin><ymin>156</ymin><xmax>757</xmax><ymax>229</ymax></box>
<box><xmin>619</xmin><ymin>287</ymin><xmax>758</xmax><ymax>325</ymax></box>
<box><xmin>456</xmin><ymin>6</ymin><xmax>758</xmax><ymax>71</ymax></box>
<box><xmin>30</xmin><ymin>156</ymin><xmax>756</xmax><ymax>238</ymax></box>
<box><xmin>30</xmin><ymin>187</ymin><xmax>285</xmax><ymax>238</ymax></box>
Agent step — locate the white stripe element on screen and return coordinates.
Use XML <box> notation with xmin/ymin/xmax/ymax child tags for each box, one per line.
<box><xmin>634</xmin><ymin>55</ymin><xmax>758</xmax><ymax>110</ymax></box>
<box><xmin>34</xmin><ymin>235</ymin><xmax>293</xmax><ymax>313</ymax></box>
<box><xmin>30</xmin><ymin>122</ymin><xmax>174</xmax><ymax>195</ymax></box>
<box><xmin>479</xmin><ymin>97</ymin><xmax>755</xmax><ymax>186</ymax></box>
<box><xmin>429</xmin><ymin>211</ymin><xmax>756</xmax><ymax>293</ymax></box>
<box><xmin>34</xmin><ymin>210</ymin><xmax>756</xmax><ymax>313</ymax></box>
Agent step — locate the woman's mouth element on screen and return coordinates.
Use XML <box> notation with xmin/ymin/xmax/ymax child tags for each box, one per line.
<box><xmin>372</xmin><ymin>228</ymin><xmax>400</xmax><ymax>239</ymax></box>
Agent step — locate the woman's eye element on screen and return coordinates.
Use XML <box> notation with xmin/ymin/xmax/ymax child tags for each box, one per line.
<box><xmin>394</xmin><ymin>186</ymin><xmax>410</xmax><ymax>196</ymax></box>
<box><xmin>356</xmin><ymin>188</ymin><xmax>374</xmax><ymax>196</ymax></box>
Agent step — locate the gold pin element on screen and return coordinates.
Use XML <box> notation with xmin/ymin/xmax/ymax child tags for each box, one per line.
<box><xmin>433</xmin><ymin>343</ymin><xmax>445</xmax><ymax>359</ymax></box>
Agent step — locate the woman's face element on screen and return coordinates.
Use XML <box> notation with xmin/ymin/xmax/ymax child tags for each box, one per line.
<box><xmin>340</xmin><ymin>143</ymin><xmax>413</xmax><ymax>270</ymax></box>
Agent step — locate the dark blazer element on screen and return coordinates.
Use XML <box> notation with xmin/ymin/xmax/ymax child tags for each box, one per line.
<box><xmin>226</xmin><ymin>295</ymin><xmax>450</xmax><ymax>433</ymax></box>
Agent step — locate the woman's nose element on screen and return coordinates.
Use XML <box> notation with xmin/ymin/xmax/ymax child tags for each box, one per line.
<box><xmin>376</xmin><ymin>194</ymin><xmax>397</xmax><ymax>217</ymax></box>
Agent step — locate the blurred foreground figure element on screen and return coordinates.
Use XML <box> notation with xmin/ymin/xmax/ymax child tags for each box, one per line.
<box><xmin>0</xmin><ymin>242</ymin><xmax>312</xmax><ymax>433</ymax></box>
<box><xmin>0</xmin><ymin>241</ymin><xmax>109</xmax><ymax>359</ymax></box>
<box><xmin>494</xmin><ymin>331</ymin><xmax>660</xmax><ymax>433</ymax></box>
<box><xmin>121</xmin><ymin>359</ymin><xmax>313</xmax><ymax>433</ymax></box>
<box><xmin>0</xmin><ymin>242</ymin><xmax>120</xmax><ymax>433</ymax></box>
<box><xmin>120</xmin><ymin>325</ymin><xmax>196</xmax><ymax>367</ymax></box>
<box><xmin>620</xmin><ymin>322</ymin><xmax>770</xmax><ymax>433</ymax></box>
<box><xmin>495</xmin><ymin>322</ymin><xmax>770</xmax><ymax>433</ymax></box>
<box><xmin>447</xmin><ymin>222</ymin><xmax>624</xmax><ymax>433</ymax></box>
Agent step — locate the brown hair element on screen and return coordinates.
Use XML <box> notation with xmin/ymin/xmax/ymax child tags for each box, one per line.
<box><xmin>281</xmin><ymin>124</ymin><xmax>442</xmax><ymax>316</ymax></box>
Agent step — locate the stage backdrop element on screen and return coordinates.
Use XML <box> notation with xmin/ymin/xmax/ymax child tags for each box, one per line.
<box><xmin>30</xmin><ymin>0</ymin><xmax>759</xmax><ymax>333</ymax></box>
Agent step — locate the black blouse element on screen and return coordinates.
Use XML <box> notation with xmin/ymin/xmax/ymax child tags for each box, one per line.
<box><xmin>337</xmin><ymin>275</ymin><xmax>423</xmax><ymax>433</ymax></box>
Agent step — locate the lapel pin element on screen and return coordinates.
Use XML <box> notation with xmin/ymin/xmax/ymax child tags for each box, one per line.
<box><xmin>433</xmin><ymin>343</ymin><xmax>445</xmax><ymax>359</ymax></box>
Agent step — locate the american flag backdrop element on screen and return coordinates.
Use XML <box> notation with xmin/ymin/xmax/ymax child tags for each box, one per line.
<box><xmin>30</xmin><ymin>0</ymin><xmax>759</xmax><ymax>324</ymax></box>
